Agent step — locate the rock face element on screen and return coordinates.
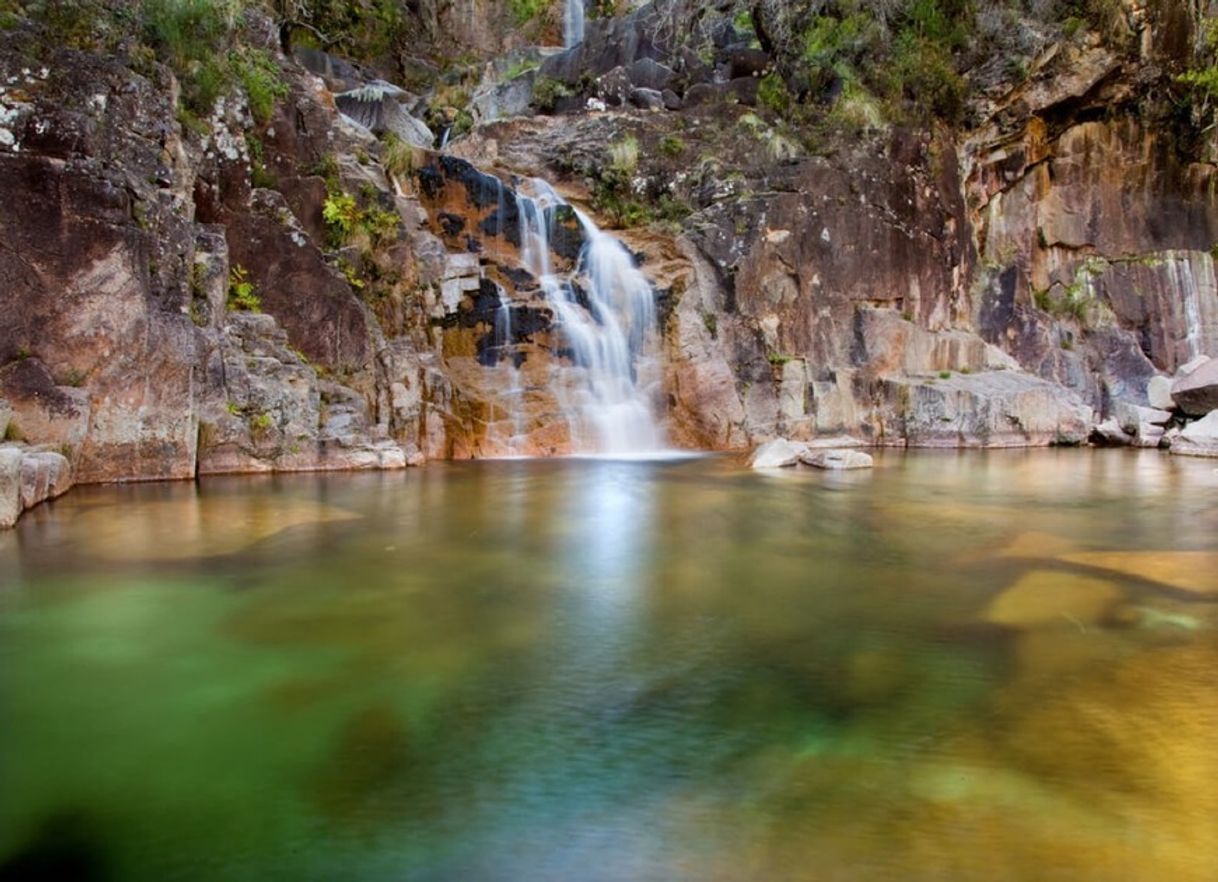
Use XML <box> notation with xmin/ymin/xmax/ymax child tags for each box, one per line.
<box><xmin>335</xmin><ymin>83</ymin><xmax>435</xmax><ymax>148</ymax></box>
<box><xmin>1</xmin><ymin>0</ymin><xmax>1216</xmax><ymax>527</ymax></box>
<box><xmin>197</xmin><ymin>313</ymin><xmax>408</xmax><ymax>475</ymax></box>
<box><xmin>0</xmin><ymin>49</ymin><xmax>201</xmax><ymax>483</ymax></box>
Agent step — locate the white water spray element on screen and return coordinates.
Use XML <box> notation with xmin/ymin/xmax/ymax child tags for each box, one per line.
<box><xmin>564</xmin><ymin>0</ymin><xmax>585</xmax><ymax>48</ymax></box>
<box><xmin>506</xmin><ymin>178</ymin><xmax>664</xmax><ymax>455</ymax></box>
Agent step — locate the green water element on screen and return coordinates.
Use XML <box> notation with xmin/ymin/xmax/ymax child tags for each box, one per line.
<box><xmin>1</xmin><ymin>450</ymin><xmax>1216</xmax><ymax>881</ymax></box>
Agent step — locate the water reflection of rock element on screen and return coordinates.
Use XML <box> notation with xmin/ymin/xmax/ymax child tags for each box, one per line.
<box><xmin>62</xmin><ymin>493</ymin><xmax>361</xmax><ymax>562</ymax></box>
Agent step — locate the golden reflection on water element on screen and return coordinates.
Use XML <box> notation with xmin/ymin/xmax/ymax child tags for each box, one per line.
<box><xmin>1058</xmin><ymin>550</ymin><xmax>1218</xmax><ymax>596</ymax></box>
<box><xmin>10</xmin><ymin>484</ymin><xmax>361</xmax><ymax>563</ymax></box>
<box><xmin>0</xmin><ymin>450</ymin><xmax>1215</xmax><ymax>881</ymax></box>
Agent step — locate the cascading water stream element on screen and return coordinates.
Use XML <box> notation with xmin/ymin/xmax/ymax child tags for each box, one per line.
<box><xmin>499</xmin><ymin>178</ymin><xmax>665</xmax><ymax>456</ymax></box>
<box><xmin>564</xmin><ymin>0</ymin><xmax>585</xmax><ymax>48</ymax></box>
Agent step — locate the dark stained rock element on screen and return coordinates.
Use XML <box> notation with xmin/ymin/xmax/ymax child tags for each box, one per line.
<box><xmin>1172</xmin><ymin>359</ymin><xmax>1218</xmax><ymax>417</ymax></box>
<box><xmin>683</xmin><ymin>82</ymin><xmax>718</xmax><ymax>106</ymax></box>
<box><xmin>594</xmin><ymin>66</ymin><xmax>633</xmax><ymax>107</ymax></box>
<box><xmin>631</xmin><ymin>88</ymin><xmax>666</xmax><ymax>111</ymax></box>
<box><xmin>292</xmin><ymin>47</ymin><xmax>365</xmax><ymax>92</ymax></box>
<box><xmin>726</xmin><ymin>47</ymin><xmax>770</xmax><ymax>79</ymax></box>
<box><xmin>629</xmin><ymin>58</ymin><xmax>676</xmax><ymax>92</ymax></box>
<box><xmin>415</xmin><ymin>155</ymin><xmax>585</xmax><ymax>268</ymax></box>
<box><xmin>1084</xmin><ymin>326</ymin><xmax>1159</xmax><ymax>408</ymax></box>
<box><xmin>724</xmin><ymin>76</ymin><xmax>759</xmax><ymax>106</ymax></box>
<box><xmin>0</xmin><ymin>360</ymin><xmax>90</xmax><ymax>450</ymax></box>
<box><xmin>722</xmin><ymin>131</ymin><xmax>974</xmax><ymax>370</ymax></box>
<box><xmin>540</xmin><ymin>4</ymin><xmax>668</xmax><ymax>85</ymax></box>
<box><xmin>675</xmin><ymin>46</ymin><xmax>714</xmax><ymax>89</ymax></box>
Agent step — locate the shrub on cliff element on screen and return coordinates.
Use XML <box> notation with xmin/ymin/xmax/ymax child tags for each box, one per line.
<box><xmin>739</xmin><ymin>0</ymin><xmax>972</xmax><ymax>125</ymax></box>
<box><xmin>1178</xmin><ymin>17</ymin><xmax>1218</xmax><ymax>121</ymax></box>
<box><xmin>730</xmin><ymin>0</ymin><xmax>1141</xmax><ymax>127</ymax></box>
<box><xmin>276</xmin><ymin>0</ymin><xmax>404</xmax><ymax>65</ymax></box>
<box><xmin>227</xmin><ymin>265</ymin><xmax>261</xmax><ymax>311</ymax></box>
<box><xmin>10</xmin><ymin>1</ymin><xmax>290</xmax><ymax>128</ymax></box>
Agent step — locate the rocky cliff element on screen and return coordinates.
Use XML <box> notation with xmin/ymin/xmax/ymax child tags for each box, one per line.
<box><xmin>1</xmin><ymin>0</ymin><xmax>1217</xmax><ymax>523</ymax></box>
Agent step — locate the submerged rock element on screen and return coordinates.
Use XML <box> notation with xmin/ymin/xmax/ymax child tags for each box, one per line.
<box><xmin>69</xmin><ymin>495</ymin><xmax>361</xmax><ymax>560</ymax></box>
<box><xmin>995</xmin><ymin>531</ymin><xmax>1082</xmax><ymax>560</ymax></box>
<box><xmin>1002</xmin><ymin>643</ymin><xmax>1218</xmax><ymax>869</ymax></box>
<box><xmin>1058</xmin><ymin>549</ymin><xmax>1218</xmax><ymax>596</ymax></box>
<box><xmin>800</xmin><ymin>449</ymin><xmax>874</xmax><ymax>470</ymax></box>
<box><xmin>986</xmin><ymin>570</ymin><xmax>1123</xmax><ymax>628</ymax></box>
<box><xmin>1114</xmin><ymin>605</ymin><xmax>1205</xmax><ymax>632</ymax></box>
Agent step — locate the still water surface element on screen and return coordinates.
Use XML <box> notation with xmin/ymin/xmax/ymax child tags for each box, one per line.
<box><xmin>1</xmin><ymin>450</ymin><xmax>1216</xmax><ymax>881</ymax></box>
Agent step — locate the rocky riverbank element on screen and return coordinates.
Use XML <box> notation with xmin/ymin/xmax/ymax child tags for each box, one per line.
<box><xmin>1</xmin><ymin>0</ymin><xmax>1216</xmax><ymax>526</ymax></box>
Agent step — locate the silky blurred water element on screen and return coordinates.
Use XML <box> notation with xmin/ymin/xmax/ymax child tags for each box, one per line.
<box><xmin>1</xmin><ymin>450</ymin><xmax>1216</xmax><ymax>881</ymax></box>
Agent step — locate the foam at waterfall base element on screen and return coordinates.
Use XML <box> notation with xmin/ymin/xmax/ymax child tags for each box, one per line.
<box><xmin>482</xmin><ymin>449</ymin><xmax>708</xmax><ymax>463</ymax></box>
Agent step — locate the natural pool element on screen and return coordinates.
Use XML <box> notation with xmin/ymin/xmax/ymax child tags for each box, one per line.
<box><xmin>1</xmin><ymin>450</ymin><xmax>1216</xmax><ymax>882</ymax></box>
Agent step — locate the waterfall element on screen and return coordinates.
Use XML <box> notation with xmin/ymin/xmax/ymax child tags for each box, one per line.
<box><xmin>1172</xmin><ymin>256</ymin><xmax>1202</xmax><ymax>363</ymax></box>
<box><xmin>564</xmin><ymin>0</ymin><xmax>585</xmax><ymax>48</ymax></box>
<box><xmin>490</xmin><ymin>287</ymin><xmax>526</xmax><ymax>456</ymax></box>
<box><xmin>507</xmin><ymin>179</ymin><xmax>664</xmax><ymax>456</ymax></box>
